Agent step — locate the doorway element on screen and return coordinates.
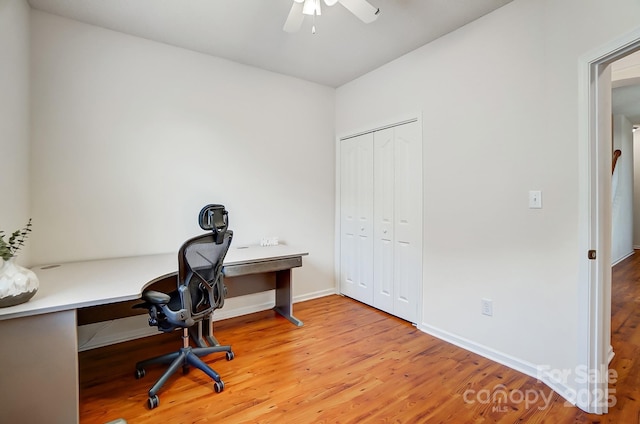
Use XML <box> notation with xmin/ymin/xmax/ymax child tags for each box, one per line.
<box><xmin>580</xmin><ymin>27</ymin><xmax>640</xmax><ymax>415</ymax></box>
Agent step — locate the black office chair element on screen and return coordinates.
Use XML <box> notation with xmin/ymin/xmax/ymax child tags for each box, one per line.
<box><xmin>134</xmin><ymin>205</ymin><xmax>234</xmax><ymax>409</ymax></box>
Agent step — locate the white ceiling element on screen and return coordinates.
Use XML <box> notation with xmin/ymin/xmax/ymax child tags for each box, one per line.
<box><xmin>26</xmin><ymin>0</ymin><xmax>513</xmax><ymax>87</ymax></box>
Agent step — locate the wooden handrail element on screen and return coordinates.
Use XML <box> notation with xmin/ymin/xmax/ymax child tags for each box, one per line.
<box><xmin>613</xmin><ymin>149</ymin><xmax>622</xmax><ymax>175</ymax></box>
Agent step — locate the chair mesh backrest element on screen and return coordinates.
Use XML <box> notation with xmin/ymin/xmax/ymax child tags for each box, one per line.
<box><xmin>178</xmin><ymin>231</ymin><xmax>233</xmax><ymax>321</ymax></box>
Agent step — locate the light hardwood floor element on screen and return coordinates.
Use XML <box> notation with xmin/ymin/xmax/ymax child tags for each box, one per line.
<box><xmin>80</xmin><ymin>253</ymin><xmax>640</xmax><ymax>423</ymax></box>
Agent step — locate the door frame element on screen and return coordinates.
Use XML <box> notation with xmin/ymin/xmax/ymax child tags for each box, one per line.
<box><xmin>578</xmin><ymin>27</ymin><xmax>640</xmax><ymax>415</ymax></box>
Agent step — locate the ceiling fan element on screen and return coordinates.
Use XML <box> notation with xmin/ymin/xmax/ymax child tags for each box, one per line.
<box><xmin>283</xmin><ymin>0</ymin><xmax>380</xmax><ymax>33</ymax></box>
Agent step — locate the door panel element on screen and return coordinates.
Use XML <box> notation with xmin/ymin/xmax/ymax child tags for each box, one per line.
<box><xmin>340</xmin><ymin>137</ymin><xmax>358</xmax><ymax>299</ymax></box>
<box><xmin>374</xmin><ymin>127</ymin><xmax>395</xmax><ymax>314</ymax></box>
<box><xmin>393</xmin><ymin>121</ymin><xmax>422</xmax><ymax>322</ymax></box>
<box><xmin>340</xmin><ymin>133</ymin><xmax>374</xmax><ymax>304</ymax></box>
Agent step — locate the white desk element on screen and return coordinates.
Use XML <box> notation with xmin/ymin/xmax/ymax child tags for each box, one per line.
<box><xmin>0</xmin><ymin>244</ymin><xmax>307</xmax><ymax>424</ymax></box>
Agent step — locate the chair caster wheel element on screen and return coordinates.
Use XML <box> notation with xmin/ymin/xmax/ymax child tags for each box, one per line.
<box><xmin>182</xmin><ymin>365</ymin><xmax>190</xmax><ymax>375</ymax></box>
<box><xmin>226</xmin><ymin>351</ymin><xmax>235</xmax><ymax>361</ymax></box>
<box><xmin>214</xmin><ymin>380</ymin><xmax>224</xmax><ymax>393</ymax></box>
<box><xmin>135</xmin><ymin>368</ymin><xmax>146</xmax><ymax>379</ymax></box>
<box><xmin>148</xmin><ymin>395</ymin><xmax>159</xmax><ymax>409</ymax></box>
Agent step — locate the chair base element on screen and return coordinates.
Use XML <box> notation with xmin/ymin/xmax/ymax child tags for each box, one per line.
<box><xmin>135</xmin><ymin>343</ymin><xmax>233</xmax><ymax>409</ymax></box>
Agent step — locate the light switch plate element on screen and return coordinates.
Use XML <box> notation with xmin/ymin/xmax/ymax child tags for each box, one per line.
<box><xmin>529</xmin><ymin>190</ymin><xmax>542</xmax><ymax>209</ymax></box>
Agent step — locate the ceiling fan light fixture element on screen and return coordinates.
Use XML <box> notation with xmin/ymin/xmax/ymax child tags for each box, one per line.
<box><xmin>303</xmin><ymin>0</ymin><xmax>321</xmax><ymax>16</ymax></box>
<box><xmin>284</xmin><ymin>0</ymin><xmax>379</xmax><ymax>34</ymax></box>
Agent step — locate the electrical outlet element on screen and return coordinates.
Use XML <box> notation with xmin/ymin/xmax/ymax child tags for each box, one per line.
<box><xmin>481</xmin><ymin>298</ymin><xmax>493</xmax><ymax>316</ymax></box>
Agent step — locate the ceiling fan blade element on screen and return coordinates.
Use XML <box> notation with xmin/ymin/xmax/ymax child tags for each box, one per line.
<box><xmin>283</xmin><ymin>2</ymin><xmax>305</xmax><ymax>33</ymax></box>
<box><xmin>338</xmin><ymin>0</ymin><xmax>379</xmax><ymax>23</ymax></box>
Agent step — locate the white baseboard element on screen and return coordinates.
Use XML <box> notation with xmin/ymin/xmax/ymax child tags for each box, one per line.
<box><xmin>612</xmin><ymin>250</ymin><xmax>634</xmax><ymax>266</ymax></box>
<box><xmin>77</xmin><ymin>289</ymin><xmax>336</xmax><ymax>352</ymax></box>
<box><xmin>417</xmin><ymin>322</ymin><xmax>576</xmax><ymax>407</ymax></box>
<box><xmin>293</xmin><ymin>287</ymin><xmax>337</xmax><ymax>303</ymax></box>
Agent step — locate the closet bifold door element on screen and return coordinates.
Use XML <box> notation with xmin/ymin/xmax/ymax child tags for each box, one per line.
<box><xmin>373</xmin><ymin>121</ymin><xmax>421</xmax><ymax>323</ymax></box>
<box><xmin>340</xmin><ymin>132</ymin><xmax>374</xmax><ymax>305</ymax></box>
<box><xmin>340</xmin><ymin>119</ymin><xmax>422</xmax><ymax>323</ymax></box>
<box><xmin>373</xmin><ymin>127</ymin><xmax>395</xmax><ymax>315</ymax></box>
<box><xmin>392</xmin><ymin>122</ymin><xmax>422</xmax><ymax>323</ymax></box>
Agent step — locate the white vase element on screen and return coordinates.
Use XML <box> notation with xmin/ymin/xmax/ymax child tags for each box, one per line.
<box><xmin>0</xmin><ymin>258</ymin><xmax>39</xmax><ymax>308</ymax></box>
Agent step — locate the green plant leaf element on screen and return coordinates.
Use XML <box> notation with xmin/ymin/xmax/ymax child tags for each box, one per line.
<box><xmin>0</xmin><ymin>219</ymin><xmax>32</xmax><ymax>259</ymax></box>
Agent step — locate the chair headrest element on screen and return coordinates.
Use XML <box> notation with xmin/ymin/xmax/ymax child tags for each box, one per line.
<box><xmin>198</xmin><ymin>204</ymin><xmax>229</xmax><ymax>244</ymax></box>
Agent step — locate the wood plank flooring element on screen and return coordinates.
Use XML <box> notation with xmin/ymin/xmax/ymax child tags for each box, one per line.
<box><xmin>80</xmin><ymin>253</ymin><xmax>640</xmax><ymax>423</ymax></box>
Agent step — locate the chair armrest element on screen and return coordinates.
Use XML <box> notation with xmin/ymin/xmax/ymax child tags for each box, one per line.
<box><xmin>142</xmin><ymin>290</ymin><xmax>171</xmax><ymax>305</ymax></box>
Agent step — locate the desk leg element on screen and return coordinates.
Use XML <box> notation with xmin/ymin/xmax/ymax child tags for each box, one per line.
<box><xmin>0</xmin><ymin>310</ymin><xmax>79</xmax><ymax>423</ymax></box>
<box><xmin>274</xmin><ymin>269</ymin><xmax>303</xmax><ymax>326</ymax></box>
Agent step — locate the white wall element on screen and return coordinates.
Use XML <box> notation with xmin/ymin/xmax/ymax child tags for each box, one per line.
<box><xmin>612</xmin><ymin>115</ymin><xmax>634</xmax><ymax>263</ymax></box>
<box><xmin>0</xmin><ymin>0</ymin><xmax>31</xmax><ymax>265</ymax></box>
<box><xmin>336</xmin><ymin>0</ymin><xmax>640</xmax><ymax>400</ymax></box>
<box><xmin>29</xmin><ymin>10</ymin><xmax>336</xmax><ymax>299</ymax></box>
